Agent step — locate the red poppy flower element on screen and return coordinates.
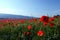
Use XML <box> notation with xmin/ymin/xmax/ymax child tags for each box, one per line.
<box><xmin>28</xmin><ymin>25</ymin><xmax>32</xmax><ymax>30</ymax></box>
<box><xmin>50</xmin><ymin>23</ymin><xmax>54</xmax><ymax>27</ymax></box>
<box><xmin>53</xmin><ymin>16</ymin><xmax>57</xmax><ymax>18</ymax></box>
<box><xmin>40</xmin><ymin>16</ymin><xmax>49</xmax><ymax>23</ymax></box>
<box><xmin>24</xmin><ymin>32</ymin><xmax>30</xmax><ymax>35</ymax></box>
<box><xmin>37</xmin><ymin>30</ymin><xmax>44</xmax><ymax>36</ymax></box>
<box><xmin>27</xmin><ymin>32</ymin><xmax>30</xmax><ymax>35</ymax></box>
<box><xmin>43</xmin><ymin>22</ymin><xmax>48</xmax><ymax>26</ymax></box>
<box><xmin>33</xmin><ymin>18</ymin><xmax>37</xmax><ymax>22</ymax></box>
<box><xmin>49</xmin><ymin>17</ymin><xmax>55</xmax><ymax>22</ymax></box>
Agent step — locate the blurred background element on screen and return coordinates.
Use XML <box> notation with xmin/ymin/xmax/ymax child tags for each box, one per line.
<box><xmin>0</xmin><ymin>0</ymin><xmax>60</xmax><ymax>18</ymax></box>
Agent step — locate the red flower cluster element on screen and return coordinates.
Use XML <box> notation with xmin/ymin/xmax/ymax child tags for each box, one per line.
<box><xmin>20</xmin><ymin>19</ymin><xmax>25</xmax><ymax>23</ymax></box>
<box><xmin>37</xmin><ymin>30</ymin><xmax>44</xmax><ymax>36</ymax></box>
<box><xmin>40</xmin><ymin>16</ymin><xmax>55</xmax><ymax>26</ymax></box>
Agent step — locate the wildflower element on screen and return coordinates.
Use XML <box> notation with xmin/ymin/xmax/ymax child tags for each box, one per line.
<box><xmin>24</xmin><ymin>32</ymin><xmax>30</xmax><ymax>35</ymax></box>
<box><xmin>6</xmin><ymin>19</ymin><xmax>10</xmax><ymax>23</ymax></box>
<box><xmin>28</xmin><ymin>25</ymin><xmax>32</xmax><ymax>30</ymax></box>
<box><xmin>43</xmin><ymin>22</ymin><xmax>48</xmax><ymax>26</ymax></box>
<box><xmin>33</xmin><ymin>18</ymin><xmax>37</xmax><ymax>22</ymax></box>
<box><xmin>50</xmin><ymin>23</ymin><xmax>54</xmax><ymax>27</ymax></box>
<box><xmin>49</xmin><ymin>17</ymin><xmax>55</xmax><ymax>22</ymax></box>
<box><xmin>53</xmin><ymin>16</ymin><xmax>57</xmax><ymax>18</ymax></box>
<box><xmin>37</xmin><ymin>30</ymin><xmax>44</xmax><ymax>36</ymax></box>
<box><xmin>40</xmin><ymin>16</ymin><xmax>49</xmax><ymax>23</ymax></box>
<box><xmin>27</xmin><ymin>32</ymin><xmax>30</xmax><ymax>35</ymax></box>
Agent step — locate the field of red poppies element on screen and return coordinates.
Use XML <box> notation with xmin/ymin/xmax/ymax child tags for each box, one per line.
<box><xmin>0</xmin><ymin>16</ymin><xmax>60</xmax><ymax>40</ymax></box>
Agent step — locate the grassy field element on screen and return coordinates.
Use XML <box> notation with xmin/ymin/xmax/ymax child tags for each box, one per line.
<box><xmin>0</xmin><ymin>16</ymin><xmax>60</xmax><ymax>40</ymax></box>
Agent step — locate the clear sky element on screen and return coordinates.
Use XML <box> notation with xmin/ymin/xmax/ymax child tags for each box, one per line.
<box><xmin>0</xmin><ymin>0</ymin><xmax>60</xmax><ymax>17</ymax></box>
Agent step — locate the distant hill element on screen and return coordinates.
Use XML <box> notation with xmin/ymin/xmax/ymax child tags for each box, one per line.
<box><xmin>0</xmin><ymin>13</ymin><xmax>35</xmax><ymax>19</ymax></box>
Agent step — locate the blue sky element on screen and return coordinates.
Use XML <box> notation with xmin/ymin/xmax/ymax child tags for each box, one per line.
<box><xmin>0</xmin><ymin>0</ymin><xmax>60</xmax><ymax>17</ymax></box>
